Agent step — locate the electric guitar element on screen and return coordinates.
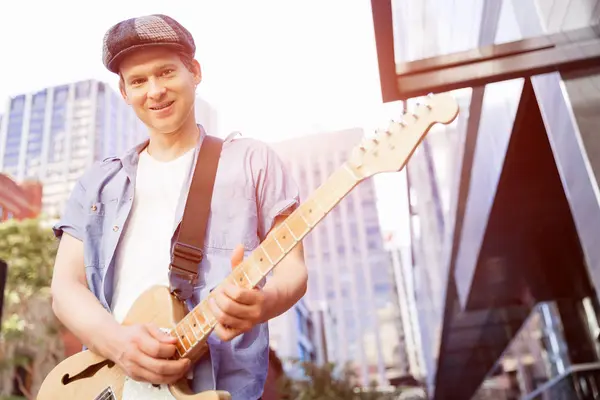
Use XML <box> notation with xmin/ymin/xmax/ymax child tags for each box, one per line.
<box><xmin>36</xmin><ymin>93</ymin><xmax>459</xmax><ymax>400</ymax></box>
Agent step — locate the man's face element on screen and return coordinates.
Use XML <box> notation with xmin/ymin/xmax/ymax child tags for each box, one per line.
<box><xmin>119</xmin><ymin>47</ymin><xmax>201</xmax><ymax>134</ymax></box>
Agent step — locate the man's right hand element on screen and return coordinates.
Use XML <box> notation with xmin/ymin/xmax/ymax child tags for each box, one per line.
<box><xmin>111</xmin><ymin>323</ymin><xmax>191</xmax><ymax>385</ymax></box>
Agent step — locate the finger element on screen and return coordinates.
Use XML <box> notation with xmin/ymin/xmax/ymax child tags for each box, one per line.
<box><xmin>213</xmin><ymin>323</ymin><xmax>241</xmax><ymax>342</ymax></box>
<box><xmin>230</xmin><ymin>244</ymin><xmax>245</xmax><ymax>268</ymax></box>
<box><xmin>209</xmin><ymin>298</ymin><xmax>251</xmax><ymax>330</ymax></box>
<box><xmin>134</xmin><ymin>351</ymin><xmax>191</xmax><ymax>380</ymax></box>
<box><xmin>212</xmin><ymin>291</ymin><xmax>251</xmax><ymax>319</ymax></box>
<box><xmin>130</xmin><ymin>363</ymin><xmax>188</xmax><ymax>385</ymax></box>
<box><xmin>145</xmin><ymin>323</ymin><xmax>177</xmax><ymax>344</ymax></box>
<box><xmin>137</xmin><ymin>329</ymin><xmax>178</xmax><ymax>359</ymax></box>
<box><xmin>223</xmin><ymin>283</ymin><xmax>261</xmax><ymax>306</ymax></box>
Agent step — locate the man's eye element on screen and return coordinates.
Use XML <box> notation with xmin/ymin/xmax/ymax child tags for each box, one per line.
<box><xmin>162</xmin><ymin>69</ymin><xmax>175</xmax><ymax>76</ymax></box>
<box><xmin>131</xmin><ymin>79</ymin><xmax>144</xmax><ymax>85</ymax></box>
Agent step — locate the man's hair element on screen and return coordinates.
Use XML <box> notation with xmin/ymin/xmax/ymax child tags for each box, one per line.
<box><xmin>118</xmin><ymin>52</ymin><xmax>196</xmax><ymax>92</ymax></box>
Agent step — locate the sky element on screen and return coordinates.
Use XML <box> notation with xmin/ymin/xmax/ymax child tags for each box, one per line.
<box><xmin>0</xmin><ymin>0</ymin><xmax>410</xmax><ymax>244</ymax></box>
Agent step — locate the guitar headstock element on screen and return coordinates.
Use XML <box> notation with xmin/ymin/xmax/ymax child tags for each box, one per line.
<box><xmin>347</xmin><ymin>93</ymin><xmax>459</xmax><ymax>178</ymax></box>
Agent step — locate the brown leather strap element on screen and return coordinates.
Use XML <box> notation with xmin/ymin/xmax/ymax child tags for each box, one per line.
<box><xmin>169</xmin><ymin>135</ymin><xmax>223</xmax><ymax>283</ymax></box>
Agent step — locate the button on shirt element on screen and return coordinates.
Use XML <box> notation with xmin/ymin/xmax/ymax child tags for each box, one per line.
<box><xmin>52</xmin><ymin>127</ymin><xmax>300</xmax><ymax>399</ymax></box>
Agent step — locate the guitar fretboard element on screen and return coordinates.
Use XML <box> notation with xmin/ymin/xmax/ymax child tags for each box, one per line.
<box><xmin>170</xmin><ymin>162</ymin><xmax>361</xmax><ymax>358</ymax></box>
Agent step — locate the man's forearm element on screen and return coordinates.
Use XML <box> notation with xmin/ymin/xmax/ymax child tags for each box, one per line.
<box><xmin>259</xmin><ymin>259</ymin><xmax>308</xmax><ymax>323</ymax></box>
<box><xmin>52</xmin><ymin>282</ymin><xmax>122</xmax><ymax>360</ymax></box>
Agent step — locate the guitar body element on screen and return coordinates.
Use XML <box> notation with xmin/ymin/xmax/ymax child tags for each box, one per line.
<box><xmin>37</xmin><ymin>286</ymin><xmax>231</xmax><ymax>400</ymax></box>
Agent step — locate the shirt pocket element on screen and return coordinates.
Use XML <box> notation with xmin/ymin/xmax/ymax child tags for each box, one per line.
<box><xmin>84</xmin><ymin>199</ymin><xmax>118</xmax><ymax>266</ymax></box>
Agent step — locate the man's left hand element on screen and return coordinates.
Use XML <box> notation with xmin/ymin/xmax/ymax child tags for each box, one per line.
<box><xmin>208</xmin><ymin>244</ymin><xmax>266</xmax><ymax>341</ymax></box>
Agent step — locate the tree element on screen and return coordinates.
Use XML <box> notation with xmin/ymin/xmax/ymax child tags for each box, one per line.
<box><xmin>0</xmin><ymin>218</ymin><xmax>64</xmax><ymax>399</ymax></box>
<box><xmin>277</xmin><ymin>360</ymin><xmax>403</xmax><ymax>399</ymax></box>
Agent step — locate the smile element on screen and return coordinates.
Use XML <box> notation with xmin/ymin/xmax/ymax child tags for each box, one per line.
<box><xmin>150</xmin><ymin>101</ymin><xmax>174</xmax><ymax>111</ymax></box>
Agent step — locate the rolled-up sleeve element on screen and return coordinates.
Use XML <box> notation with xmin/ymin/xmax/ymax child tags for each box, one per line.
<box><xmin>254</xmin><ymin>144</ymin><xmax>300</xmax><ymax>240</ymax></box>
<box><xmin>53</xmin><ymin>179</ymin><xmax>87</xmax><ymax>241</ymax></box>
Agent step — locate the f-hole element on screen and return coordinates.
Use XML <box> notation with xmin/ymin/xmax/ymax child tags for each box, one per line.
<box><xmin>61</xmin><ymin>359</ymin><xmax>115</xmax><ymax>385</ymax></box>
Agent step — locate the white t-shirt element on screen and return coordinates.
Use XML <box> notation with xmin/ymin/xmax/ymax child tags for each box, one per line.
<box><xmin>111</xmin><ymin>147</ymin><xmax>195</xmax><ymax>323</ymax></box>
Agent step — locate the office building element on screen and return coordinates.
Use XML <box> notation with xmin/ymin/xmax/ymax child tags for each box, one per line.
<box><xmin>271</xmin><ymin>128</ymin><xmax>399</xmax><ymax>386</ymax></box>
<box><xmin>0</xmin><ymin>80</ymin><xmax>146</xmax><ymax>217</ymax></box>
<box><xmin>383</xmin><ymin>232</ymin><xmax>425</xmax><ymax>382</ymax></box>
<box><xmin>370</xmin><ymin>0</ymin><xmax>600</xmax><ymax>398</ymax></box>
<box><xmin>268</xmin><ymin>298</ymin><xmax>317</xmax><ymax>380</ymax></box>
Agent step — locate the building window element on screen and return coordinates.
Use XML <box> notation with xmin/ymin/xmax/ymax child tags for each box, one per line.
<box><xmin>54</xmin><ymin>86</ymin><xmax>69</xmax><ymax>105</ymax></box>
<box><xmin>76</xmin><ymin>81</ymin><xmax>91</xmax><ymax>99</ymax></box>
<box><xmin>10</xmin><ymin>96</ymin><xmax>25</xmax><ymax>112</ymax></box>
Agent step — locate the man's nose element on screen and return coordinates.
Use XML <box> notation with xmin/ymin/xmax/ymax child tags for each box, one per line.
<box><xmin>148</xmin><ymin>79</ymin><xmax>166</xmax><ymax>100</ymax></box>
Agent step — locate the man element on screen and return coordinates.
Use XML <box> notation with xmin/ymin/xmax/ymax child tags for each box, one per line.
<box><xmin>50</xmin><ymin>14</ymin><xmax>308</xmax><ymax>399</ymax></box>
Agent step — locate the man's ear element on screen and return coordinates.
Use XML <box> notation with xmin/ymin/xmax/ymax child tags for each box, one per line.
<box><xmin>119</xmin><ymin>77</ymin><xmax>131</xmax><ymax>105</ymax></box>
<box><xmin>192</xmin><ymin>59</ymin><xmax>202</xmax><ymax>86</ymax></box>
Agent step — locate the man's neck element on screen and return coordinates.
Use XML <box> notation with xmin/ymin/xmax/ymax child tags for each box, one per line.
<box><xmin>146</xmin><ymin>120</ymin><xmax>200</xmax><ymax>162</ymax></box>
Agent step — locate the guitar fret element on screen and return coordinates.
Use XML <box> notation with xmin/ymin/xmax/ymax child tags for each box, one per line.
<box><xmin>177</xmin><ymin>326</ymin><xmax>192</xmax><ymax>350</ymax></box>
<box><xmin>284</xmin><ymin>221</ymin><xmax>299</xmax><ymax>241</ymax></box>
<box><xmin>186</xmin><ymin>317</ymin><xmax>200</xmax><ymax>341</ymax></box>
<box><xmin>174</xmin><ymin>328</ymin><xmax>187</xmax><ymax>350</ymax></box>
<box><xmin>298</xmin><ymin>212</ymin><xmax>311</xmax><ymax>227</ymax></box>
<box><xmin>272</xmin><ymin>235</ymin><xmax>284</xmax><ymax>252</ymax></box>
<box><xmin>248</xmin><ymin>246</ymin><xmax>271</xmax><ymax>274</ymax></box>
<box><xmin>189</xmin><ymin>314</ymin><xmax>202</xmax><ymax>338</ymax></box>
<box><xmin>192</xmin><ymin>311</ymin><xmax>207</xmax><ymax>334</ymax></box>
<box><xmin>183</xmin><ymin>323</ymin><xmax>197</xmax><ymax>347</ymax></box>
<box><xmin>243</xmin><ymin>261</ymin><xmax>264</xmax><ymax>285</ymax></box>
<box><xmin>230</xmin><ymin>267</ymin><xmax>252</xmax><ymax>288</ymax></box>
<box><xmin>286</xmin><ymin>213</ymin><xmax>309</xmax><ymax>239</ymax></box>
<box><xmin>241</xmin><ymin>269</ymin><xmax>251</xmax><ymax>285</ymax></box>
<box><xmin>200</xmin><ymin>301</ymin><xmax>216</xmax><ymax>326</ymax></box>
<box><xmin>259</xmin><ymin>243</ymin><xmax>274</xmax><ymax>265</ymax></box>
<box><xmin>261</xmin><ymin>237</ymin><xmax>284</xmax><ymax>265</ymax></box>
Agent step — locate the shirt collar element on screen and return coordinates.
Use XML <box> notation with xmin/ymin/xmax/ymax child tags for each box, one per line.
<box><xmin>119</xmin><ymin>124</ymin><xmax>207</xmax><ymax>180</ymax></box>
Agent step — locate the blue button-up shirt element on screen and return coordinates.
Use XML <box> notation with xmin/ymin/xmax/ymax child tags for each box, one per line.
<box><xmin>53</xmin><ymin>127</ymin><xmax>300</xmax><ymax>399</ymax></box>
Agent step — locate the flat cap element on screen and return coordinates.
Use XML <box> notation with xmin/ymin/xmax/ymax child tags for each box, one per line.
<box><xmin>102</xmin><ymin>14</ymin><xmax>195</xmax><ymax>73</ymax></box>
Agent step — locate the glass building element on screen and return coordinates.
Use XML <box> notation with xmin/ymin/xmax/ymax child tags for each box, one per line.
<box><xmin>370</xmin><ymin>0</ymin><xmax>600</xmax><ymax>398</ymax></box>
<box><xmin>0</xmin><ymin>80</ymin><xmax>146</xmax><ymax>218</ymax></box>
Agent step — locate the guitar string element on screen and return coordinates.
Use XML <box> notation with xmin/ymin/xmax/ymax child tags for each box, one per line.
<box><xmin>96</xmin><ymin>388</ymin><xmax>114</xmax><ymax>400</ymax></box>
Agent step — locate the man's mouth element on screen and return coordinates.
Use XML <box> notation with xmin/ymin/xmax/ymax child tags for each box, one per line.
<box><xmin>150</xmin><ymin>101</ymin><xmax>174</xmax><ymax>111</ymax></box>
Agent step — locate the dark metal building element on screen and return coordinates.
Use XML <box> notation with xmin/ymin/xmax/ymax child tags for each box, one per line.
<box><xmin>370</xmin><ymin>0</ymin><xmax>600</xmax><ymax>398</ymax></box>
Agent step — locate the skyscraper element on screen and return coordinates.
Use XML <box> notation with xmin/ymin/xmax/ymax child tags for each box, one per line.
<box><xmin>270</xmin><ymin>128</ymin><xmax>398</xmax><ymax>386</ymax></box>
<box><xmin>0</xmin><ymin>79</ymin><xmax>146</xmax><ymax>217</ymax></box>
<box><xmin>268</xmin><ymin>298</ymin><xmax>317</xmax><ymax>380</ymax></box>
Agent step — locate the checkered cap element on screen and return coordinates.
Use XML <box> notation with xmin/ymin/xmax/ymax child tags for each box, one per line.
<box><xmin>102</xmin><ymin>14</ymin><xmax>195</xmax><ymax>73</ymax></box>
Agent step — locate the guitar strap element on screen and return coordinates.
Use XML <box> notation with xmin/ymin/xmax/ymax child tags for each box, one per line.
<box><xmin>169</xmin><ymin>134</ymin><xmax>223</xmax><ymax>301</ymax></box>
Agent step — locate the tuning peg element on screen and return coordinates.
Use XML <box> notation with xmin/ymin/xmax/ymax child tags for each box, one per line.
<box><xmin>417</xmin><ymin>98</ymin><xmax>433</xmax><ymax>110</ymax></box>
<box><xmin>410</xmin><ymin>113</ymin><xmax>419</xmax><ymax>120</ymax></box>
<box><xmin>372</xmin><ymin>137</ymin><xmax>379</xmax><ymax>144</ymax></box>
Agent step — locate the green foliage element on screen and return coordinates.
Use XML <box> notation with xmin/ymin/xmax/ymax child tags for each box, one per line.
<box><xmin>278</xmin><ymin>360</ymin><xmax>402</xmax><ymax>400</ymax></box>
<box><xmin>0</xmin><ymin>218</ymin><xmax>62</xmax><ymax>398</ymax></box>
<box><xmin>0</xmin><ymin>218</ymin><xmax>58</xmax><ymax>345</ymax></box>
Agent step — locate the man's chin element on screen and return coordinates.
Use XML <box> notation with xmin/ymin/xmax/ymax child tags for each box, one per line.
<box><xmin>146</xmin><ymin>120</ymin><xmax>182</xmax><ymax>135</ymax></box>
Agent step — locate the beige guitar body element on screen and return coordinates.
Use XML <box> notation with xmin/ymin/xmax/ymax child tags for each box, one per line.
<box><xmin>37</xmin><ymin>286</ymin><xmax>231</xmax><ymax>400</ymax></box>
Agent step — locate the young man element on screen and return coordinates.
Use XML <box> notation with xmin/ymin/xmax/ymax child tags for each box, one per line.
<box><xmin>50</xmin><ymin>14</ymin><xmax>308</xmax><ymax>399</ymax></box>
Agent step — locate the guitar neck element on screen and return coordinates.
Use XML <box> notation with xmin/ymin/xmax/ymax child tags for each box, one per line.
<box><xmin>170</xmin><ymin>162</ymin><xmax>361</xmax><ymax>358</ymax></box>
